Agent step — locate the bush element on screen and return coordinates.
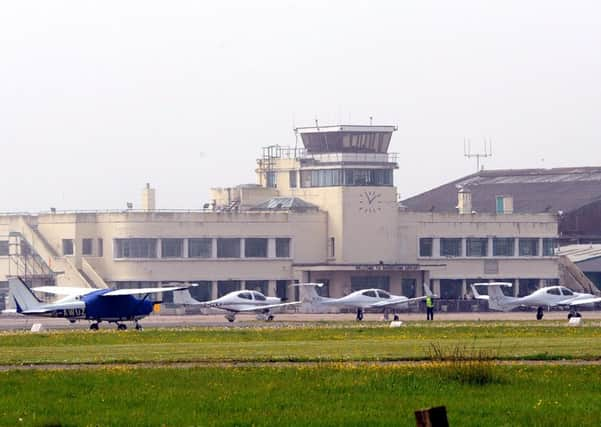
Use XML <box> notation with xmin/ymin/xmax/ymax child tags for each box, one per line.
<box><xmin>426</xmin><ymin>342</ymin><xmax>501</xmax><ymax>386</ymax></box>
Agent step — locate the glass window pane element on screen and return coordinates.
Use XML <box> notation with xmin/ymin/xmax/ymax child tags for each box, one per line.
<box><xmin>217</xmin><ymin>238</ymin><xmax>241</xmax><ymax>258</ymax></box>
<box><xmin>466</xmin><ymin>238</ymin><xmax>487</xmax><ymax>257</ymax></box>
<box><xmin>276</xmin><ymin>238</ymin><xmax>290</xmax><ymax>258</ymax></box>
<box><xmin>189</xmin><ymin>238</ymin><xmax>212</xmax><ymax>258</ymax></box>
<box><xmin>62</xmin><ymin>239</ymin><xmax>74</xmax><ymax>255</ymax></box>
<box><xmin>245</xmin><ymin>238</ymin><xmax>268</xmax><ymax>258</ymax></box>
<box><xmin>493</xmin><ymin>238</ymin><xmax>515</xmax><ymax>256</ymax></box>
<box><xmin>246</xmin><ymin>280</ymin><xmax>268</xmax><ymax>295</ymax></box>
<box><xmin>519</xmin><ymin>238</ymin><xmax>539</xmax><ymax>256</ymax></box>
<box><xmin>0</xmin><ymin>240</ymin><xmax>9</xmax><ymax>256</ymax></box>
<box><xmin>161</xmin><ymin>238</ymin><xmax>183</xmax><ymax>258</ymax></box>
<box><xmin>217</xmin><ymin>280</ymin><xmax>241</xmax><ymax>297</ymax></box>
<box><xmin>114</xmin><ymin>239</ymin><xmax>157</xmax><ymax>258</ymax></box>
<box><xmin>440</xmin><ymin>238</ymin><xmax>461</xmax><ymax>256</ymax></box>
<box><xmin>543</xmin><ymin>238</ymin><xmax>557</xmax><ymax>256</ymax></box>
<box><xmin>419</xmin><ymin>238</ymin><xmax>433</xmax><ymax>257</ymax></box>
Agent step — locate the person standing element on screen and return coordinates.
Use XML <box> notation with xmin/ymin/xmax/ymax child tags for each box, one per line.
<box><xmin>426</xmin><ymin>295</ymin><xmax>434</xmax><ymax>320</ymax></box>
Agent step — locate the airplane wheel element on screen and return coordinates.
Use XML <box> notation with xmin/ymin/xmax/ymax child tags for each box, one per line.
<box><xmin>393</xmin><ymin>314</ymin><xmax>400</xmax><ymax>321</ymax></box>
<box><xmin>356</xmin><ymin>310</ymin><xmax>364</xmax><ymax>321</ymax></box>
<box><xmin>536</xmin><ymin>307</ymin><xmax>544</xmax><ymax>320</ymax></box>
<box><xmin>227</xmin><ymin>318</ymin><xmax>235</xmax><ymax>323</ymax></box>
<box><xmin>267</xmin><ymin>315</ymin><xmax>274</xmax><ymax>321</ymax></box>
<box><xmin>576</xmin><ymin>312</ymin><xmax>582</xmax><ymax>318</ymax></box>
<box><xmin>118</xmin><ymin>324</ymin><xmax>127</xmax><ymax>331</ymax></box>
<box><xmin>90</xmin><ymin>323</ymin><xmax>99</xmax><ymax>331</ymax></box>
<box><xmin>135</xmin><ymin>323</ymin><xmax>143</xmax><ymax>331</ymax></box>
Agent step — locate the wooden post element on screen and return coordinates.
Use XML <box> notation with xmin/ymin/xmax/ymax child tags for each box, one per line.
<box><xmin>415</xmin><ymin>406</ymin><xmax>449</xmax><ymax>427</ymax></box>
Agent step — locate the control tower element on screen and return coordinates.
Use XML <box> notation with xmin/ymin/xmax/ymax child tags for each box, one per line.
<box><xmin>256</xmin><ymin>124</ymin><xmax>400</xmax><ymax>264</ymax></box>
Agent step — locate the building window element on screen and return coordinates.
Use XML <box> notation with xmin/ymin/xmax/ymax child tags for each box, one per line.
<box><xmin>299</xmin><ymin>168</ymin><xmax>393</xmax><ymax>188</ymax></box>
<box><xmin>114</xmin><ymin>238</ymin><xmax>157</xmax><ymax>258</ymax></box>
<box><xmin>161</xmin><ymin>238</ymin><xmax>183</xmax><ymax>258</ymax></box>
<box><xmin>189</xmin><ymin>238</ymin><xmax>212</xmax><ymax>258</ymax></box>
<box><xmin>440</xmin><ymin>238</ymin><xmax>461</xmax><ymax>257</ymax></box>
<box><xmin>440</xmin><ymin>279</ymin><xmax>463</xmax><ymax>299</ymax></box>
<box><xmin>98</xmin><ymin>238</ymin><xmax>103</xmax><ymax>257</ymax></box>
<box><xmin>519</xmin><ymin>238</ymin><xmax>539</xmax><ymax>256</ymax></box>
<box><xmin>217</xmin><ymin>280</ymin><xmax>241</xmax><ymax>297</ymax></box>
<box><xmin>62</xmin><ymin>239</ymin><xmax>74</xmax><ymax>256</ymax></box>
<box><xmin>315</xmin><ymin>279</ymin><xmax>330</xmax><ymax>297</ymax></box>
<box><xmin>189</xmin><ymin>281</ymin><xmax>211</xmax><ymax>301</ymax></box>
<box><xmin>289</xmin><ymin>171</ymin><xmax>297</xmax><ymax>188</ymax></box>
<box><xmin>493</xmin><ymin>238</ymin><xmax>515</xmax><ymax>256</ymax></box>
<box><xmin>542</xmin><ymin>238</ymin><xmax>557</xmax><ymax>256</ymax></box>
<box><xmin>351</xmin><ymin>276</ymin><xmax>390</xmax><ymax>291</ymax></box>
<box><xmin>0</xmin><ymin>241</ymin><xmax>8</xmax><ymax>256</ymax></box>
<box><xmin>419</xmin><ymin>238</ymin><xmax>433</xmax><ymax>257</ymax></box>
<box><xmin>266</xmin><ymin>172</ymin><xmax>277</xmax><ymax>188</ymax></box>
<box><xmin>245</xmin><ymin>238</ymin><xmax>268</xmax><ymax>258</ymax></box>
<box><xmin>329</xmin><ymin>237</ymin><xmax>335</xmax><ymax>257</ymax></box>
<box><xmin>82</xmin><ymin>238</ymin><xmax>93</xmax><ymax>256</ymax></box>
<box><xmin>466</xmin><ymin>238</ymin><xmax>487</xmax><ymax>257</ymax></box>
<box><xmin>246</xmin><ymin>280</ymin><xmax>269</xmax><ymax>295</ymax></box>
<box><xmin>401</xmin><ymin>278</ymin><xmax>416</xmax><ymax>298</ymax></box>
<box><xmin>217</xmin><ymin>238</ymin><xmax>241</xmax><ymax>258</ymax></box>
<box><xmin>276</xmin><ymin>280</ymin><xmax>289</xmax><ymax>299</ymax></box>
<box><xmin>276</xmin><ymin>238</ymin><xmax>290</xmax><ymax>258</ymax></box>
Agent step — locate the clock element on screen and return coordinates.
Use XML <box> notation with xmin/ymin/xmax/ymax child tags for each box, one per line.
<box><xmin>359</xmin><ymin>191</ymin><xmax>382</xmax><ymax>214</ymax></box>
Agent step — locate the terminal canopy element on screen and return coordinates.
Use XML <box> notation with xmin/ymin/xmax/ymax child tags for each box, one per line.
<box><xmin>295</xmin><ymin>125</ymin><xmax>396</xmax><ymax>154</ymax></box>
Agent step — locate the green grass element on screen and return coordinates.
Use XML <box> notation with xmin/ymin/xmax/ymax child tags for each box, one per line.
<box><xmin>1</xmin><ymin>322</ymin><xmax>601</xmax><ymax>364</ymax></box>
<box><xmin>1</xmin><ymin>365</ymin><xmax>600</xmax><ymax>426</ymax></box>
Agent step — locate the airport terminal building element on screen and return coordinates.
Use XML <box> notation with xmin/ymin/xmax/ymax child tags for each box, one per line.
<box><xmin>0</xmin><ymin>125</ymin><xmax>562</xmax><ymax>309</ymax></box>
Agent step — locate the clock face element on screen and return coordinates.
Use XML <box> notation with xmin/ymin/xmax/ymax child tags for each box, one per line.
<box><xmin>359</xmin><ymin>191</ymin><xmax>382</xmax><ymax>214</ymax></box>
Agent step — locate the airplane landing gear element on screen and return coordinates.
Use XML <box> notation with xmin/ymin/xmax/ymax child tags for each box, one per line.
<box><xmin>135</xmin><ymin>321</ymin><xmax>143</xmax><ymax>330</ymax></box>
<box><xmin>225</xmin><ymin>313</ymin><xmax>236</xmax><ymax>323</ymax></box>
<box><xmin>89</xmin><ymin>322</ymin><xmax>99</xmax><ymax>331</ymax></box>
<box><xmin>356</xmin><ymin>308</ymin><xmax>364</xmax><ymax>321</ymax></box>
<box><xmin>567</xmin><ymin>310</ymin><xmax>582</xmax><ymax>320</ymax></box>
<box><xmin>536</xmin><ymin>306</ymin><xmax>544</xmax><ymax>320</ymax></box>
<box><xmin>393</xmin><ymin>314</ymin><xmax>400</xmax><ymax>321</ymax></box>
<box><xmin>117</xmin><ymin>323</ymin><xmax>127</xmax><ymax>331</ymax></box>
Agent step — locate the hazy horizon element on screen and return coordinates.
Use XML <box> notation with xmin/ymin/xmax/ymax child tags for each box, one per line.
<box><xmin>1</xmin><ymin>1</ymin><xmax>599</xmax><ymax>212</ymax></box>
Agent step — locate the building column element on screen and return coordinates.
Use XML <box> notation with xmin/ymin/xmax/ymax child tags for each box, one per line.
<box><xmin>433</xmin><ymin>238</ymin><xmax>440</xmax><ymax>257</ymax></box>
<box><xmin>157</xmin><ymin>239</ymin><xmax>162</xmax><ymax>258</ymax></box>
<box><xmin>211</xmin><ymin>239</ymin><xmax>218</xmax><ymax>258</ymax></box>
<box><xmin>487</xmin><ymin>237</ymin><xmax>493</xmax><ymax>257</ymax></box>
<box><xmin>268</xmin><ymin>238</ymin><xmax>276</xmax><ymax>258</ymax></box>
<box><xmin>514</xmin><ymin>238</ymin><xmax>519</xmax><ymax>257</ymax></box>
<box><xmin>461</xmin><ymin>238</ymin><xmax>466</xmax><ymax>257</ymax></box>
<box><xmin>268</xmin><ymin>280</ymin><xmax>277</xmax><ymax>297</ymax></box>
<box><xmin>183</xmin><ymin>239</ymin><xmax>189</xmax><ymax>258</ymax></box>
<box><xmin>211</xmin><ymin>281</ymin><xmax>218</xmax><ymax>300</ymax></box>
<box><xmin>514</xmin><ymin>279</ymin><xmax>520</xmax><ymax>297</ymax></box>
<box><xmin>240</xmin><ymin>280</ymin><xmax>246</xmax><ymax>290</ymax></box>
<box><xmin>461</xmin><ymin>279</ymin><xmax>467</xmax><ymax>298</ymax></box>
<box><xmin>240</xmin><ymin>238</ymin><xmax>246</xmax><ymax>258</ymax></box>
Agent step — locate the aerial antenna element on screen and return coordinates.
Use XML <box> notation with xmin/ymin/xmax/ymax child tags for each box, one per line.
<box><xmin>369</xmin><ymin>116</ymin><xmax>373</xmax><ymax>126</ymax></box>
<box><xmin>464</xmin><ymin>138</ymin><xmax>493</xmax><ymax>172</ymax></box>
<box><xmin>314</xmin><ymin>118</ymin><xmax>320</xmax><ymax>131</ymax></box>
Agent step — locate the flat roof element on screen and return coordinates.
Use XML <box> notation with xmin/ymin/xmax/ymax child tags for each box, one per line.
<box><xmin>294</xmin><ymin>125</ymin><xmax>397</xmax><ymax>134</ymax></box>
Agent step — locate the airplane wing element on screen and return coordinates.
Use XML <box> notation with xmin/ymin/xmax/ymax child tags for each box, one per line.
<box><xmin>563</xmin><ymin>296</ymin><xmax>601</xmax><ymax>306</ymax></box>
<box><xmin>32</xmin><ymin>286</ymin><xmax>99</xmax><ymax>297</ymax></box>
<box><xmin>233</xmin><ymin>301</ymin><xmax>302</xmax><ymax>312</ymax></box>
<box><xmin>102</xmin><ymin>286</ymin><xmax>190</xmax><ymax>297</ymax></box>
<box><xmin>371</xmin><ymin>295</ymin><xmax>430</xmax><ymax>308</ymax></box>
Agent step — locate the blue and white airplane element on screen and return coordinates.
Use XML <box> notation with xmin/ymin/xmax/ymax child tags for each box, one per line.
<box><xmin>7</xmin><ymin>276</ymin><xmax>189</xmax><ymax>330</ymax></box>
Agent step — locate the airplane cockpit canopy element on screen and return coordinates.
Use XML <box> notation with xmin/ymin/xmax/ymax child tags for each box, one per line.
<box><xmin>253</xmin><ymin>292</ymin><xmax>266</xmax><ymax>301</ymax></box>
<box><xmin>546</xmin><ymin>287</ymin><xmax>561</xmax><ymax>295</ymax></box>
<box><xmin>239</xmin><ymin>292</ymin><xmax>253</xmax><ymax>300</ymax></box>
<box><xmin>560</xmin><ymin>287</ymin><xmax>574</xmax><ymax>296</ymax></box>
<box><xmin>362</xmin><ymin>290</ymin><xmax>378</xmax><ymax>298</ymax></box>
<box><xmin>377</xmin><ymin>290</ymin><xmax>391</xmax><ymax>299</ymax></box>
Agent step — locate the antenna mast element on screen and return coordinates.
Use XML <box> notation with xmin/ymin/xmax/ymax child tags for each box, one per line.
<box><xmin>464</xmin><ymin>138</ymin><xmax>493</xmax><ymax>172</ymax></box>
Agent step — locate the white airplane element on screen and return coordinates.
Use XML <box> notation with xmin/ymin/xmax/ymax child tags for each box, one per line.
<box><xmin>173</xmin><ymin>288</ymin><xmax>301</xmax><ymax>322</ymax></box>
<box><xmin>471</xmin><ymin>282</ymin><xmax>601</xmax><ymax>320</ymax></box>
<box><xmin>6</xmin><ymin>276</ymin><xmax>190</xmax><ymax>330</ymax></box>
<box><xmin>296</xmin><ymin>282</ymin><xmax>435</xmax><ymax>320</ymax></box>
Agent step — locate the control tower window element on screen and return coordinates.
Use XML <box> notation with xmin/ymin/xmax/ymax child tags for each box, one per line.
<box><xmin>299</xmin><ymin>169</ymin><xmax>392</xmax><ymax>188</ymax></box>
<box><xmin>266</xmin><ymin>172</ymin><xmax>277</xmax><ymax>188</ymax></box>
<box><xmin>289</xmin><ymin>171</ymin><xmax>297</xmax><ymax>188</ymax></box>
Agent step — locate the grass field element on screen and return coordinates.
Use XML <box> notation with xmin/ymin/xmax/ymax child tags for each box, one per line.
<box><xmin>1</xmin><ymin>365</ymin><xmax>601</xmax><ymax>426</ymax></box>
<box><xmin>1</xmin><ymin>322</ymin><xmax>600</xmax><ymax>426</ymax></box>
<box><xmin>1</xmin><ymin>322</ymin><xmax>601</xmax><ymax>365</ymax></box>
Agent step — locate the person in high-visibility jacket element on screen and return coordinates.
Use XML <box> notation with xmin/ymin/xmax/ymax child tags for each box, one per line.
<box><xmin>426</xmin><ymin>295</ymin><xmax>434</xmax><ymax>321</ymax></box>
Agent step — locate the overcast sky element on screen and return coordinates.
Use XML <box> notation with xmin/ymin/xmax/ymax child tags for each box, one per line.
<box><xmin>1</xmin><ymin>1</ymin><xmax>599</xmax><ymax>211</ymax></box>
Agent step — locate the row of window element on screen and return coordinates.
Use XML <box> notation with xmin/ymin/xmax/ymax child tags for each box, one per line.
<box><xmin>285</xmin><ymin>168</ymin><xmax>393</xmax><ymax>188</ymax></box>
<box><xmin>419</xmin><ymin>237</ymin><xmax>557</xmax><ymax>257</ymax></box>
<box><xmin>113</xmin><ymin>237</ymin><xmax>291</xmax><ymax>259</ymax></box>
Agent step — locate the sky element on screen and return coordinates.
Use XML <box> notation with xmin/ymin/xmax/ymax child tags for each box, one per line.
<box><xmin>1</xmin><ymin>1</ymin><xmax>600</xmax><ymax>211</ymax></box>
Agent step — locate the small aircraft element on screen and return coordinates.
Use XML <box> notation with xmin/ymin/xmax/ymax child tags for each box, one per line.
<box><xmin>470</xmin><ymin>282</ymin><xmax>600</xmax><ymax>320</ymax></box>
<box><xmin>173</xmin><ymin>288</ymin><xmax>301</xmax><ymax>322</ymax></box>
<box><xmin>296</xmin><ymin>282</ymin><xmax>435</xmax><ymax>320</ymax></box>
<box><xmin>7</xmin><ymin>276</ymin><xmax>189</xmax><ymax>330</ymax></box>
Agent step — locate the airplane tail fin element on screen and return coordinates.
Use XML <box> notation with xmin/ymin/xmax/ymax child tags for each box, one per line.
<box><xmin>8</xmin><ymin>277</ymin><xmax>43</xmax><ymax>313</ymax></box>
<box><xmin>423</xmin><ymin>283</ymin><xmax>436</xmax><ymax>297</ymax></box>
<box><xmin>290</xmin><ymin>283</ymin><xmax>327</xmax><ymax>304</ymax></box>
<box><xmin>471</xmin><ymin>282</ymin><xmax>515</xmax><ymax>311</ymax></box>
<box><xmin>173</xmin><ymin>289</ymin><xmax>202</xmax><ymax>305</ymax></box>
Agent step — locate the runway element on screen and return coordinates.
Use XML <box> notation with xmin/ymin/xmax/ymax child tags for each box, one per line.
<box><xmin>2</xmin><ymin>310</ymin><xmax>601</xmax><ymax>330</ymax></box>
